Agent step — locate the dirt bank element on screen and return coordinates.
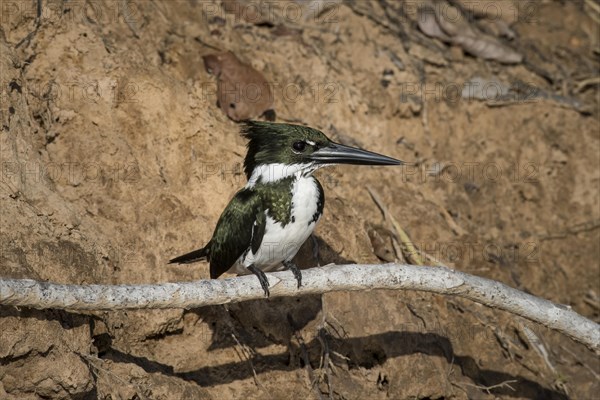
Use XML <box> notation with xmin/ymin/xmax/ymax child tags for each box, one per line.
<box><xmin>1</xmin><ymin>1</ymin><xmax>598</xmax><ymax>398</ymax></box>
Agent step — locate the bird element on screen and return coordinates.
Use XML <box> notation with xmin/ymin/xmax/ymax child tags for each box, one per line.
<box><xmin>169</xmin><ymin>121</ymin><xmax>403</xmax><ymax>296</ymax></box>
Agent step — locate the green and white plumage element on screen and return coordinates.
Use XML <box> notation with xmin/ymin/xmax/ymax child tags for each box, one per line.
<box><xmin>170</xmin><ymin>121</ymin><xmax>402</xmax><ymax>296</ymax></box>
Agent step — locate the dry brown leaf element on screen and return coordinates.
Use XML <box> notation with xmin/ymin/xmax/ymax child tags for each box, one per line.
<box><xmin>367</xmin><ymin>224</ymin><xmax>397</xmax><ymax>262</ymax></box>
<box><xmin>203</xmin><ymin>51</ymin><xmax>274</xmax><ymax>121</ymax></box>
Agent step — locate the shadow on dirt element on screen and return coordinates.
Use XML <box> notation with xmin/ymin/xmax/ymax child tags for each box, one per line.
<box><xmin>103</xmin><ymin>329</ymin><xmax>567</xmax><ymax>399</ymax></box>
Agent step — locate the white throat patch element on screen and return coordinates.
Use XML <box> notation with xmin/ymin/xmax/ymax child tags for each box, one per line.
<box><xmin>246</xmin><ymin>163</ymin><xmax>319</xmax><ymax>188</ymax></box>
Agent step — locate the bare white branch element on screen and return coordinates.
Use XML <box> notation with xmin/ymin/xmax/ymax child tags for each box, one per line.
<box><xmin>1</xmin><ymin>263</ymin><xmax>598</xmax><ymax>352</ymax></box>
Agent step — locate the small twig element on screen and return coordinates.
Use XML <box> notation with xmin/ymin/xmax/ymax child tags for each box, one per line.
<box><xmin>120</xmin><ymin>0</ymin><xmax>140</xmax><ymax>39</ymax></box>
<box><xmin>149</xmin><ymin>0</ymin><xmax>169</xmax><ymax>23</ymax></box>
<box><xmin>419</xmin><ymin>250</ymin><xmax>450</xmax><ymax>268</ymax></box>
<box><xmin>380</xmin><ymin>212</ymin><xmax>414</xmax><ymax>262</ymax></box>
<box><xmin>317</xmin><ymin>329</ymin><xmax>334</xmax><ymax>400</ymax></box>
<box><xmin>293</xmin><ymin>329</ymin><xmax>324</xmax><ymax>400</ymax></box>
<box><xmin>493</xmin><ymin>327</ymin><xmax>519</xmax><ymax>362</ymax></box>
<box><xmin>538</xmin><ymin>219</ymin><xmax>600</xmax><ymax>241</ymax></box>
<box><xmin>230</xmin><ymin>332</ymin><xmax>265</xmax><ymax>391</ymax></box>
<box><xmin>78</xmin><ymin>353</ymin><xmax>150</xmax><ymax>400</ymax></box>
<box><xmin>583</xmin><ymin>291</ymin><xmax>600</xmax><ymax>311</ymax></box>
<box><xmin>522</xmin><ymin>325</ymin><xmax>556</xmax><ymax>374</ymax></box>
<box><xmin>487</xmin><ymin>85</ymin><xmax>588</xmax><ymax>114</ymax></box>
<box><xmin>462</xmin><ymin>379</ymin><xmax>518</xmax><ymax>395</ymax></box>
<box><xmin>391</xmin><ymin>236</ymin><xmax>406</xmax><ymax>263</ymax></box>
<box><xmin>421</xmin><ymin>98</ymin><xmax>433</xmax><ymax>146</ymax></box>
<box><xmin>366</xmin><ymin>186</ymin><xmax>424</xmax><ymax>265</ymax></box>
<box><xmin>16</xmin><ymin>0</ymin><xmax>42</xmax><ymax>49</ymax></box>
<box><xmin>324</xmin><ymin>316</ymin><xmax>349</xmax><ymax>341</ymax></box>
<box><xmin>331</xmin><ymin>350</ymin><xmax>350</xmax><ymax>362</ymax></box>
<box><xmin>559</xmin><ymin>344</ymin><xmax>600</xmax><ymax>380</ymax></box>
<box><xmin>584</xmin><ymin>0</ymin><xmax>600</xmax><ymax>24</ymax></box>
<box><xmin>345</xmin><ymin>2</ymin><xmax>401</xmax><ymax>41</ymax></box>
<box><xmin>222</xmin><ymin>305</ymin><xmax>266</xmax><ymax>392</ymax></box>
<box><xmin>434</xmin><ymin>202</ymin><xmax>467</xmax><ymax>237</ymax></box>
<box><xmin>585</xmin><ymin>0</ymin><xmax>600</xmax><ymax>14</ymax></box>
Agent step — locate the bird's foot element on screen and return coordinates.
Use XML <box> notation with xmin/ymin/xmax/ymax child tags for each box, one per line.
<box><xmin>248</xmin><ymin>265</ymin><xmax>270</xmax><ymax>297</ymax></box>
<box><xmin>283</xmin><ymin>260</ymin><xmax>302</xmax><ymax>289</ymax></box>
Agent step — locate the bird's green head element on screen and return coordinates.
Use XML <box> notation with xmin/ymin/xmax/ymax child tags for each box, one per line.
<box><xmin>242</xmin><ymin>121</ymin><xmax>403</xmax><ymax>184</ymax></box>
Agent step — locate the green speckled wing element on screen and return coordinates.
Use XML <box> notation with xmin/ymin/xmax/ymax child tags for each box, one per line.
<box><xmin>209</xmin><ymin>189</ymin><xmax>265</xmax><ymax>278</ymax></box>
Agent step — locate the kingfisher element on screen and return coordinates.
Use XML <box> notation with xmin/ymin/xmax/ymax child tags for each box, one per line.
<box><xmin>169</xmin><ymin>122</ymin><xmax>403</xmax><ymax>296</ymax></box>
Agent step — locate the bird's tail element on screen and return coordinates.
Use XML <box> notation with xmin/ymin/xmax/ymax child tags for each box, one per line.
<box><xmin>169</xmin><ymin>245</ymin><xmax>209</xmax><ymax>264</ymax></box>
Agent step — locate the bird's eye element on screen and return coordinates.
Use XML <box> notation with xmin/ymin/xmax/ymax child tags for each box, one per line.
<box><xmin>292</xmin><ymin>141</ymin><xmax>306</xmax><ymax>152</ymax></box>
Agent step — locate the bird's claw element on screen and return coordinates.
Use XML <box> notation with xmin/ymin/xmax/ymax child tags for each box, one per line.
<box><xmin>248</xmin><ymin>265</ymin><xmax>270</xmax><ymax>297</ymax></box>
<box><xmin>283</xmin><ymin>260</ymin><xmax>302</xmax><ymax>289</ymax></box>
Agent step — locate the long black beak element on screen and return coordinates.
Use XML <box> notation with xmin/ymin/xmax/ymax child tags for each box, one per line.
<box><xmin>309</xmin><ymin>142</ymin><xmax>404</xmax><ymax>166</ymax></box>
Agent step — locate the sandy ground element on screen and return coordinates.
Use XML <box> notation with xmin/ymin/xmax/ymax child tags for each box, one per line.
<box><xmin>1</xmin><ymin>0</ymin><xmax>599</xmax><ymax>398</ymax></box>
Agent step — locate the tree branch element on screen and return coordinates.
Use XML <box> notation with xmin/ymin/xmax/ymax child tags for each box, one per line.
<box><xmin>1</xmin><ymin>263</ymin><xmax>598</xmax><ymax>352</ymax></box>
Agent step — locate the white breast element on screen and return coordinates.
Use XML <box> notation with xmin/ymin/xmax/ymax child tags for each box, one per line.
<box><xmin>232</xmin><ymin>176</ymin><xmax>322</xmax><ymax>274</ymax></box>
